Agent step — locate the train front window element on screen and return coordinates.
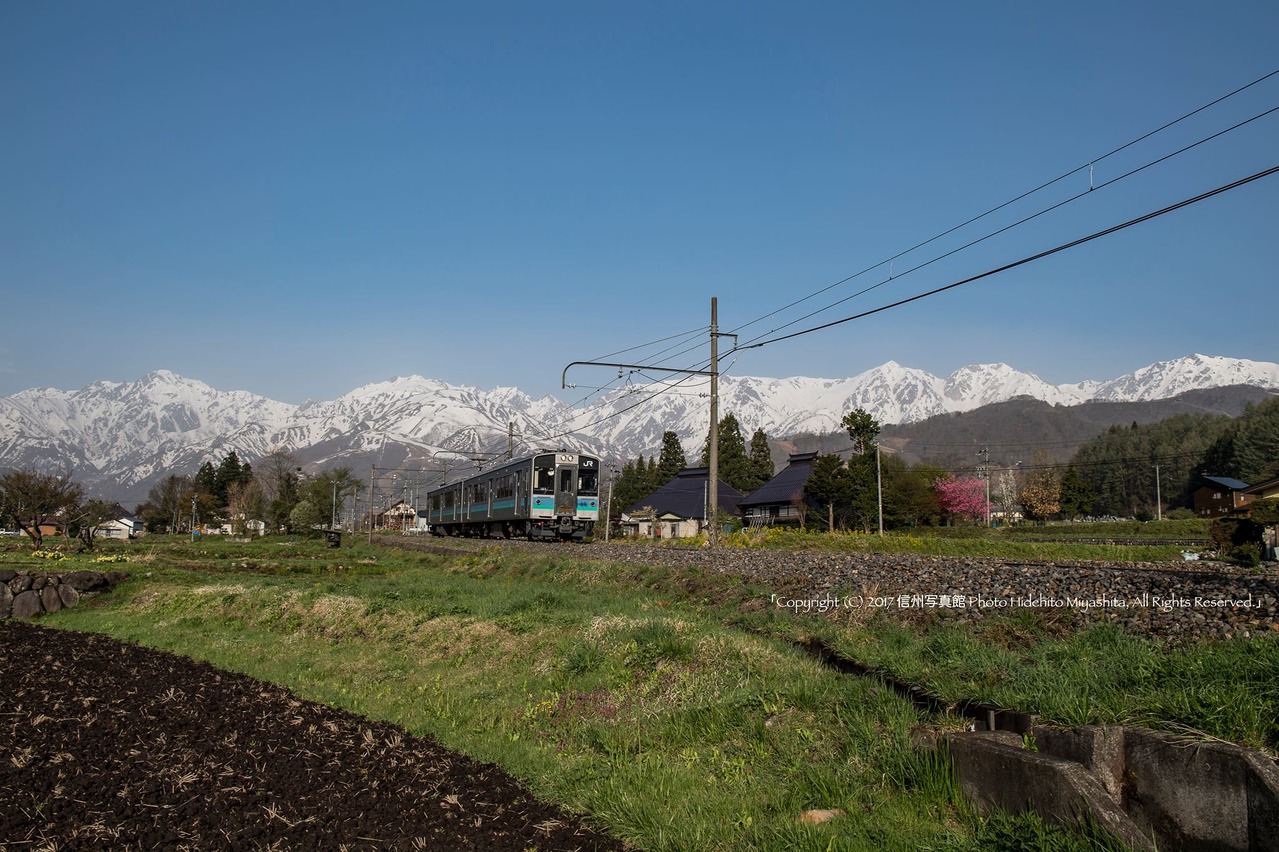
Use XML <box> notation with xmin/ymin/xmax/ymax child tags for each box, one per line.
<box><xmin>534</xmin><ymin>458</ymin><xmax>555</xmax><ymax>494</ymax></box>
<box><xmin>578</xmin><ymin>469</ymin><xmax>598</xmax><ymax>495</ymax></box>
<box><xmin>558</xmin><ymin>468</ymin><xmax>575</xmax><ymax>493</ymax></box>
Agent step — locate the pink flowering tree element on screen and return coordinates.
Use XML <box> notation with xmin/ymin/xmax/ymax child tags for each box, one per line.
<box><xmin>933</xmin><ymin>475</ymin><xmax>989</xmax><ymax>525</ymax></box>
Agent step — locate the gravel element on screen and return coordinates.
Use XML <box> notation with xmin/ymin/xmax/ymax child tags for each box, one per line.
<box><xmin>389</xmin><ymin>536</ymin><xmax>1279</xmax><ymax>642</ymax></box>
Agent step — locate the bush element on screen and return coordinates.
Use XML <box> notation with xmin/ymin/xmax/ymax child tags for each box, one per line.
<box><xmin>1227</xmin><ymin>543</ymin><xmax>1262</xmax><ymax>568</ymax></box>
<box><xmin>1208</xmin><ymin>517</ymin><xmax>1264</xmax><ymax>553</ymax></box>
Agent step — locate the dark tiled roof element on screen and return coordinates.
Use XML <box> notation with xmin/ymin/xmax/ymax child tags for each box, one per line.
<box><xmin>1201</xmin><ymin>476</ymin><xmax>1251</xmax><ymax>491</ymax></box>
<box><xmin>738</xmin><ymin>452</ymin><xmax>819</xmax><ymax>508</ymax></box>
<box><xmin>625</xmin><ymin>467</ymin><xmax>743</xmax><ymax>518</ymax></box>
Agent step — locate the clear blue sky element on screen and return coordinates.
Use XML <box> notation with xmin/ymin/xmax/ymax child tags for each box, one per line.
<box><xmin>3</xmin><ymin>1</ymin><xmax>1276</xmax><ymax>404</ymax></box>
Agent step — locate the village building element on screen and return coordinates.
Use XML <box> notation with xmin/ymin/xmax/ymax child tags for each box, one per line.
<box><xmin>737</xmin><ymin>452</ymin><xmax>819</xmax><ymax>528</ymax></box>
<box><xmin>620</xmin><ymin>467</ymin><xmax>743</xmax><ymax>539</ymax></box>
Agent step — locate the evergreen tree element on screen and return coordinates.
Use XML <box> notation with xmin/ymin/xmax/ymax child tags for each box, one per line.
<box><xmin>646</xmin><ymin>456</ymin><xmax>660</xmax><ymax>492</ymax></box>
<box><xmin>803</xmin><ymin>454</ymin><xmax>853</xmax><ymax>531</ymax></box>
<box><xmin>656</xmin><ymin>431</ymin><xmax>686</xmax><ymax>484</ymax></box>
<box><xmin>841</xmin><ymin>408</ymin><xmax>881</xmax><ymax>456</ymax></box>
<box><xmin>195</xmin><ymin>461</ymin><xmax>217</xmax><ymax>497</ymax></box>
<box><xmin>213</xmin><ymin>451</ymin><xmax>250</xmax><ymax>506</ymax></box>
<box><xmin>884</xmin><ymin>460</ymin><xmax>944</xmax><ymax>528</ymax></box>
<box><xmin>700</xmin><ymin>413</ymin><xmax>752</xmax><ymax>493</ymax></box>
<box><xmin>1071</xmin><ymin>412</ymin><xmax>1232</xmax><ymax>516</ymax></box>
<box><xmin>746</xmin><ymin>429</ymin><xmax>774</xmax><ymax>493</ymax></box>
<box><xmin>1058</xmin><ymin>466</ymin><xmax>1096</xmax><ymax>518</ymax></box>
<box><xmin>614</xmin><ymin>456</ymin><xmax>651</xmax><ymax>513</ymax></box>
<box><xmin>1225</xmin><ymin>398</ymin><xmax>1279</xmax><ymax>482</ymax></box>
<box><xmin>839</xmin><ymin>409</ymin><xmax>882</xmax><ymax>531</ymax></box>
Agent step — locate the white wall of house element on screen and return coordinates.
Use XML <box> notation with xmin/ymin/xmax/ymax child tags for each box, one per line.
<box><xmin>94</xmin><ymin>519</ymin><xmax>136</xmax><ymax>539</ymax></box>
<box><xmin>622</xmin><ymin>513</ymin><xmax>702</xmax><ymax>539</ymax></box>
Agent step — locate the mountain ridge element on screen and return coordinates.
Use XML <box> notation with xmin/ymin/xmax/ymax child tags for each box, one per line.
<box><xmin>2</xmin><ymin>354</ymin><xmax>1277</xmax><ymax>503</ymax></box>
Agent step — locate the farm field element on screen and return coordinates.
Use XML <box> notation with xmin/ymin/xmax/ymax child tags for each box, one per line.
<box><xmin>6</xmin><ymin>534</ymin><xmax>1274</xmax><ymax>850</ymax></box>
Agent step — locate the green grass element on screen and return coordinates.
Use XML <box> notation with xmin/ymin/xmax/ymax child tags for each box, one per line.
<box><xmin>441</xmin><ymin>541</ymin><xmax>1279</xmax><ymax>753</ymax></box>
<box><xmin>11</xmin><ymin>535</ymin><xmax>1134</xmax><ymax>851</ymax></box>
<box><xmin>817</xmin><ymin>614</ymin><xmax>1279</xmax><ymax>751</ymax></box>
<box><xmin>657</xmin><ymin>526</ymin><xmax>1198</xmax><ymax>562</ymax></box>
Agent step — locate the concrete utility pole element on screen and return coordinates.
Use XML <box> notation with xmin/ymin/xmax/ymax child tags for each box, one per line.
<box><xmin>368</xmin><ymin>465</ymin><xmax>377</xmax><ymax>545</ymax></box>
<box><xmin>708</xmin><ymin>296</ymin><xmax>719</xmax><ymax>547</ymax></box>
<box><xmin>1155</xmin><ymin>464</ymin><xmax>1163</xmax><ymax>521</ymax></box>
<box><xmin>876</xmin><ymin>443</ymin><xmax>883</xmax><ymax>536</ymax></box>
<box><xmin>977</xmin><ymin>446</ymin><xmax>991</xmax><ymax>527</ymax></box>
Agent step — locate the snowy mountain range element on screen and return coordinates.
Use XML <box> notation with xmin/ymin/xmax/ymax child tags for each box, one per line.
<box><xmin>2</xmin><ymin>354</ymin><xmax>1277</xmax><ymax>503</ymax></box>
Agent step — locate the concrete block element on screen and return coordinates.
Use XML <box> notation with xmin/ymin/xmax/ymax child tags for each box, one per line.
<box><xmin>1032</xmin><ymin>725</ymin><xmax>1126</xmax><ymax>804</ymax></box>
<box><xmin>1123</xmin><ymin>727</ymin><xmax>1266</xmax><ymax>851</ymax></box>
<box><xmin>948</xmin><ymin>731</ymin><xmax>1155</xmax><ymax>851</ymax></box>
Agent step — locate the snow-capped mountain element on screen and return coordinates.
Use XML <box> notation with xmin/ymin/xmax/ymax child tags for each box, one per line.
<box><xmin>1</xmin><ymin>354</ymin><xmax>1276</xmax><ymax>502</ymax></box>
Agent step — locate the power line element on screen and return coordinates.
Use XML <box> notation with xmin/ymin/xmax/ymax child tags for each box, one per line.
<box><xmin>739</xmin><ymin>163</ymin><xmax>1279</xmax><ymax>351</ymax></box>
<box><xmin>537</xmin><ymin>74</ymin><xmax>1279</xmax><ymax>451</ymax></box>
<box><xmin>734</xmin><ymin>101</ymin><xmax>1279</xmax><ymax>349</ymax></box>
<box><xmin>721</xmin><ymin>67</ymin><xmax>1279</xmax><ymax>341</ymax></box>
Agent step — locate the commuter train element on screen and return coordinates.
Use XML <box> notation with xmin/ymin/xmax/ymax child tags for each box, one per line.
<box><xmin>426</xmin><ymin>450</ymin><xmax>600</xmax><ymax>541</ymax></box>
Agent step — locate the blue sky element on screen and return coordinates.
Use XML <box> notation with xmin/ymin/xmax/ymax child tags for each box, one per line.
<box><xmin>2</xmin><ymin>1</ymin><xmax>1276</xmax><ymax>404</ymax></box>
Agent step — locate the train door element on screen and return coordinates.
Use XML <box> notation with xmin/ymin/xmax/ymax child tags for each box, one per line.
<box><xmin>555</xmin><ymin>461</ymin><xmax>577</xmax><ymax>516</ymax></box>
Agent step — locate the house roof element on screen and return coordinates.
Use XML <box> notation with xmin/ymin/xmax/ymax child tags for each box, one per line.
<box><xmin>1200</xmin><ymin>475</ymin><xmax>1251</xmax><ymax>491</ymax></box>
<box><xmin>625</xmin><ymin>467</ymin><xmax>744</xmax><ymax>519</ymax></box>
<box><xmin>1243</xmin><ymin>474</ymin><xmax>1279</xmax><ymax>496</ymax></box>
<box><xmin>738</xmin><ymin>452</ymin><xmax>819</xmax><ymax>508</ymax></box>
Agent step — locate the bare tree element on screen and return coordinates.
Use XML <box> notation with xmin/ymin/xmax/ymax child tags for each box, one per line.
<box><xmin>1019</xmin><ymin>451</ymin><xmax>1062</xmax><ymax>523</ymax></box>
<box><xmin>993</xmin><ymin>469</ymin><xmax>1021</xmax><ymax>525</ymax></box>
<box><xmin>0</xmin><ymin>469</ymin><xmax>83</xmax><ymax>548</ymax></box>
<box><xmin>226</xmin><ymin>479</ymin><xmax>265</xmax><ymax>536</ymax></box>
<box><xmin>68</xmin><ymin>498</ymin><xmax>120</xmax><ymax>550</ymax></box>
<box><xmin>144</xmin><ymin>474</ymin><xmax>195</xmax><ymax>533</ymax></box>
<box><xmin>789</xmin><ymin>491</ymin><xmax>808</xmax><ymax>529</ymax></box>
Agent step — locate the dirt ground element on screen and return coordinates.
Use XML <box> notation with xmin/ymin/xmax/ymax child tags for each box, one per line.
<box><xmin>0</xmin><ymin>621</ymin><xmax>626</xmax><ymax>851</ymax></box>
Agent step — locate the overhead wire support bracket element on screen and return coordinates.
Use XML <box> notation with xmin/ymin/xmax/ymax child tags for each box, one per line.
<box><xmin>562</xmin><ymin>360</ymin><xmax>714</xmax><ymax>389</ymax></box>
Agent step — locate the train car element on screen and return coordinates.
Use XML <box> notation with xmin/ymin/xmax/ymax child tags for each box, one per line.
<box><xmin>426</xmin><ymin>450</ymin><xmax>600</xmax><ymax>541</ymax></box>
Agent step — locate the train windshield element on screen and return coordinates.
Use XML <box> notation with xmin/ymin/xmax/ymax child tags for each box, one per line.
<box><xmin>533</xmin><ymin>456</ymin><xmax>555</xmax><ymax>494</ymax></box>
<box><xmin>578</xmin><ymin>469</ymin><xmax>598</xmax><ymax>495</ymax></box>
<box><xmin>558</xmin><ymin>468</ymin><xmax>575</xmax><ymax>493</ymax></box>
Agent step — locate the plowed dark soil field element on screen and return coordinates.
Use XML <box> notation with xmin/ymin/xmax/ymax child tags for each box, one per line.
<box><xmin>0</xmin><ymin>621</ymin><xmax>626</xmax><ymax>851</ymax></box>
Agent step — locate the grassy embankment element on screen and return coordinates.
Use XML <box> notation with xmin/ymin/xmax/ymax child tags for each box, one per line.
<box><xmin>664</xmin><ymin>519</ymin><xmax>1213</xmax><ymax>563</ymax></box>
<box><xmin>2</xmin><ymin>535</ymin><xmax>1158</xmax><ymax>851</ymax></box>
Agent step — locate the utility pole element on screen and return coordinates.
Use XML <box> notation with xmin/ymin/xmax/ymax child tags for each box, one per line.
<box><xmin>604</xmin><ymin>471</ymin><xmax>615</xmax><ymax>542</ymax></box>
<box><xmin>708</xmin><ymin>297</ymin><xmax>719</xmax><ymax>547</ymax></box>
<box><xmin>560</xmin><ymin>296</ymin><xmax>733</xmax><ymax>546</ymax></box>
<box><xmin>876</xmin><ymin>443</ymin><xmax>883</xmax><ymax>536</ymax></box>
<box><xmin>1155</xmin><ymin>464</ymin><xmax>1162</xmax><ymax>521</ymax></box>
<box><xmin>190</xmin><ymin>495</ymin><xmax>197</xmax><ymax>542</ymax></box>
<box><xmin>367</xmin><ymin>465</ymin><xmax>376</xmax><ymax>545</ymax></box>
<box><xmin>977</xmin><ymin>446</ymin><xmax>991</xmax><ymax>527</ymax></box>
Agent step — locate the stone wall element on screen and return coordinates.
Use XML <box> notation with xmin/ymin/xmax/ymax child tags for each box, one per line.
<box><xmin>0</xmin><ymin>569</ymin><xmax>128</xmax><ymax>620</ymax></box>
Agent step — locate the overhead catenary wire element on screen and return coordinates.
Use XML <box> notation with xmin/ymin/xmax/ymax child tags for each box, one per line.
<box><xmin>739</xmin><ymin>162</ymin><xmax>1279</xmax><ymax>351</ymax></box>
<box><xmin>545</xmin><ymin>73</ymin><xmax>1279</xmax><ymax>453</ymax></box>
<box><xmin>720</xmin><ymin>67</ymin><xmax>1279</xmax><ymax>341</ymax></box>
<box><xmin>734</xmin><ymin>101</ymin><xmax>1279</xmax><ymax>349</ymax></box>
